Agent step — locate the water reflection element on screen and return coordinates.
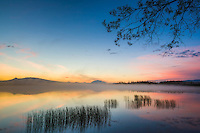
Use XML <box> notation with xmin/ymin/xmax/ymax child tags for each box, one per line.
<box><xmin>26</xmin><ymin>106</ymin><xmax>111</xmax><ymax>133</ymax></box>
<box><xmin>104</xmin><ymin>99</ymin><xmax>118</xmax><ymax>109</ymax></box>
<box><xmin>124</xmin><ymin>95</ymin><xmax>152</xmax><ymax>109</ymax></box>
<box><xmin>124</xmin><ymin>95</ymin><xmax>177</xmax><ymax>109</ymax></box>
<box><xmin>154</xmin><ymin>99</ymin><xmax>176</xmax><ymax>109</ymax></box>
<box><xmin>1</xmin><ymin>90</ymin><xmax>200</xmax><ymax>133</ymax></box>
<box><xmin>163</xmin><ymin>117</ymin><xmax>200</xmax><ymax>128</ymax></box>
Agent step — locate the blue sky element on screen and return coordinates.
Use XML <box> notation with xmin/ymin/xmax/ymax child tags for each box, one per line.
<box><xmin>0</xmin><ymin>0</ymin><xmax>200</xmax><ymax>82</ymax></box>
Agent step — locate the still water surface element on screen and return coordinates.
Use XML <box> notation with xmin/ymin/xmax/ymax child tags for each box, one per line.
<box><xmin>0</xmin><ymin>85</ymin><xmax>200</xmax><ymax>133</ymax></box>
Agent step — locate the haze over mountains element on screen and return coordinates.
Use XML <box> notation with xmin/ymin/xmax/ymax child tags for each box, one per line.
<box><xmin>0</xmin><ymin>77</ymin><xmax>107</xmax><ymax>86</ymax></box>
<box><xmin>0</xmin><ymin>77</ymin><xmax>105</xmax><ymax>94</ymax></box>
<box><xmin>0</xmin><ymin>77</ymin><xmax>200</xmax><ymax>95</ymax></box>
<box><xmin>0</xmin><ymin>77</ymin><xmax>58</xmax><ymax>86</ymax></box>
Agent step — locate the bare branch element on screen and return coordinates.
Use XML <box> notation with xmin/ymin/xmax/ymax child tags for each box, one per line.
<box><xmin>103</xmin><ymin>0</ymin><xmax>200</xmax><ymax>50</ymax></box>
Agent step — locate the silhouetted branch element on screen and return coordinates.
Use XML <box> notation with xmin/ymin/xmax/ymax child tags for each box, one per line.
<box><xmin>103</xmin><ymin>0</ymin><xmax>200</xmax><ymax>50</ymax></box>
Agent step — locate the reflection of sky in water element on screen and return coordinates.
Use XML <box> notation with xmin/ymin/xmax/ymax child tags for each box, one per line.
<box><xmin>0</xmin><ymin>90</ymin><xmax>200</xmax><ymax>133</ymax></box>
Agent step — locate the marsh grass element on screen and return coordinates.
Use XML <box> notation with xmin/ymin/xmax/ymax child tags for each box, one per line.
<box><xmin>154</xmin><ymin>99</ymin><xmax>176</xmax><ymax>109</ymax></box>
<box><xmin>104</xmin><ymin>99</ymin><xmax>118</xmax><ymax>109</ymax></box>
<box><xmin>26</xmin><ymin>106</ymin><xmax>111</xmax><ymax>133</ymax></box>
<box><xmin>124</xmin><ymin>95</ymin><xmax>152</xmax><ymax>109</ymax></box>
<box><xmin>124</xmin><ymin>95</ymin><xmax>176</xmax><ymax>109</ymax></box>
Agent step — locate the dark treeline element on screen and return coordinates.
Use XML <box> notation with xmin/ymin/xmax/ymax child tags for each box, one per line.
<box><xmin>124</xmin><ymin>95</ymin><xmax>177</xmax><ymax>110</ymax></box>
<box><xmin>26</xmin><ymin>106</ymin><xmax>111</xmax><ymax>133</ymax></box>
<box><xmin>115</xmin><ymin>81</ymin><xmax>200</xmax><ymax>86</ymax></box>
<box><xmin>116</xmin><ymin>81</ymin><xmax>156</xmax><ymax>84</ymax></box>
<box><xmin>159</xmin><ymin>81</ymin><xmax>200</xmax><ymax>86</ymax></box>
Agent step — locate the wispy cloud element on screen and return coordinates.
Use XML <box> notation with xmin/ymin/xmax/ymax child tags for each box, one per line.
<box><xmin>0</xmin><ymin>63</ymin><xmax>31</xmax><ymax>80</ymax></box>
<box><xmin>0</xmin><ymin>43</ymin><xmax>17</xmax><ymax>49</ymax></box>
<box><xmin>0</xmin><ymin>53</ymin><xmax>70</xmax><ymax>81</ymax></box>
<box><xmin>0</xmin><ymin>52</ymin><xmax>98</xmax><ymax>82</ymax></box>
<box><xmin>106</xmin><ymin>49</ymin><xmax>119</xmax><ymax>55</ymax></box>
<box><xmin>133</xmin><ymin>46</ymin><xmax>200</xmax><ymax>81</ymax></box>
<box><xmin>175</xmin><ymin>50</ymin><xmax>200</xmax><ymax>58</ymax></box>
<box><xmin>0</xmin><ymin>43</ymin><xmax>37</xmax><ymax>59</ymax></box>
<box><xmin>64</xmin><ymin>74</ymin><xmax>98</xmax><ymax>83</ymax></box>
<box><xmin>0</xmin><ymin>44</ymin><xmax>6</xmax><ymax>49</ymax></box>
<box><xmin>56</xmin><ymin>65</ymin><xmax>68</xmax><ymax>70</ymax></box>
<box><xmin>17</xmin><ymin>48</ymin><xmax>37</xmax><ymax>58</ymax></box>
<box><xmin>159</xmin><ymin>45</ymin><xmax>200</xmax><ymax>58</ymax></box>
<box><xmin>0</xmin><ymin>44</ymin><xmax>103</xmax><ymax>82</ymax></box>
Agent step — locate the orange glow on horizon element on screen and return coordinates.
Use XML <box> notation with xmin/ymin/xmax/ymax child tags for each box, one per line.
<box><xmin>1</xmin><ymin>47</ymin><xmax>200</xmax><ymax>83</ymax></box>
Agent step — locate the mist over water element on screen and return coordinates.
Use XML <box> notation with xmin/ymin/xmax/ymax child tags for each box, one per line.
<box><xmin>0</xmin><ymin>84</ymin><xmax>200</xmax><ymax>133</ymax></box>
<box><xmin>1</xmin><ymin>83</ymin><xmax>200</xmax><ymax>94</ymax></box>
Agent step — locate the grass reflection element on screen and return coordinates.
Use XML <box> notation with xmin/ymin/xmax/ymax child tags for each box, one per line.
<box><xmin>124</xmin><ymin>95</ymin><xmax>177</xmax><ymax>109</ymax></box>
<box><xmin>154</xmin><ymin>99</ymin><xmax>176</xmax><ymax>109</ymax></box>
<box><xmin>26</xmin><ymin>106</ymin><xmax>111</xmax><ymax>133</ymax></box>
<box><xmin>124</xmin><ymin>95</ymin><xmax>152</xmax><ymax>109</ymax></box>
<box><xmin>104</xmin><ymin>99</ymin><xmax>118</xmax><ymax>109</ymax></box>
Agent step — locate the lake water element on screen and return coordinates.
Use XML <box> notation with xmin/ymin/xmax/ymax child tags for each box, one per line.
<box><xmin>0</xmin><ymin>84</ymin><xmax>200</xmax><ymax>133</ymax></box>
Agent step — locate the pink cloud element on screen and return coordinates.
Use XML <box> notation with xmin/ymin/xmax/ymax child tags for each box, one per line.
<box><xmin>26</xmin><ymin>61</ymin><xmax>48</xmax><ymax>71</ymax></box>
<box><xmin>137</xmin><ymin>54</ymin><xmax>159</xmax><ymax>60</ymax></box>
<box><xmin>0</xmin><ymin>44</ymin><xmax>6</xmax><ymax>49</ymax></box>
<box><xmin>13</xmin><ymin>43</ymin><xmax>19</xmax><ymax>48</ymax></box>
<box><xmin>57</xmin><ymin>65</ymin><xmax>67</xmax><ymax>70</ymax></box>
<box><xmin>0</xmin><ymin>43</ymin><xmax>19</xmax><ymax>49</ymax></box>
<box><xmin>133</xmin><ymin>46</ymin><xmax>200</xmax><ymax>81</ymax></box>
<box><xmin>159</xmin><ymin>45</ymin><xmax>200</xmax><ymax>58</ymax></box>
<box><xmin>17</xmin><ymin>48</ymin><xmax>37</xmax><ymax>58</ymax></box>
<box><xmin>0</xmin><ymin>43</ymin><xmax>37</xmax><ymax>58</ymax></box>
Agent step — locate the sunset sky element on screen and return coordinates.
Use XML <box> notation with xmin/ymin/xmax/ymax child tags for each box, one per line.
<box><xmin>0</xmin><ymin>0</ymin><xmax>200</xmax><ymax>83</ymax></box>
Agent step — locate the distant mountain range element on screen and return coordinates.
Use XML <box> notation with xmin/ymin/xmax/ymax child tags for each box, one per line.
<box><xmin>0</xmin><ymin>78</ymin><xmax>107</xmax><ymax>85</ymax></box>
<box><xmin>91</xmin><ymin>80</ymin><xmax>106</xmax><ymax>84</ymax></box>
<box><xmin>0</xmin><ymin>77</ymin><xmax>199</xmax><ymax>86</ymax></box>
<box><xmin>0</xmin><ymin>77</ymin><xmax>58</xmax><ymax>85</ymax></box>
<box><xmin>0</xmin><ymin>77</ymin><xmax>56</xmax><ymax>82</ymax></box>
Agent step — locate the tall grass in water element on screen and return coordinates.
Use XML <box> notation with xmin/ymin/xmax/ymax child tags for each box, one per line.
<box><xmin>124</xmin><ymin>95</ymin><xmax>151</xmax><ymax>109</ymax></box>
<box><xmin>26</xmin><ymin>106</ymin><xmax>111</xmax><ymax>133</ymax></box>
<box><xmin>124</xmin><ymin>95</ymin><xmax>176</xmax><ymax>109</ymax></box>
<box><xmin>154</xmin><ymin>99</ymin><xmax>176</xmax><ymax>109</ymax></box>
<box><xmin>104</xmin><ymin>99</ymin><xmax>118</xmax><ymax>109</ymax></box>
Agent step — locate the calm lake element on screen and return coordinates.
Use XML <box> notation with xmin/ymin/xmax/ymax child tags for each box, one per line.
<box><xmin>0</xmin><ymin>84</ymin><xmax>200</xmax><ymax>133</ymax></box>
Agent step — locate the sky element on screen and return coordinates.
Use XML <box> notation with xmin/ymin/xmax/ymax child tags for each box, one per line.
<box><xmin>0</xmin><ymin>0</ymin><xmax>200</xmax><ymax>83</ymax></box>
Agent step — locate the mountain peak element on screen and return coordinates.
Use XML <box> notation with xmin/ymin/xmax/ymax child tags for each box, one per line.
<box><xmin>91</xmin><ymin>80</ymin><xmax>106</xmax><ymax>84</ymax></box>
